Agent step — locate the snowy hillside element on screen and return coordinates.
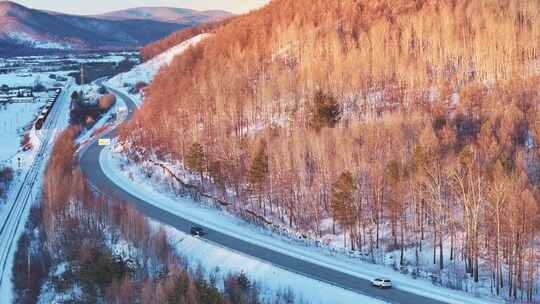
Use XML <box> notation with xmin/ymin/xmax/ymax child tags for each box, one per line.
<box><xmin>106</xmin><ymin>34</ymin><xmax>209</xmax><ymax>105</ymax></box>
<box><xmin>0</xmin><ymin>1</ymin><xmax>190</xmax><ymax>54</ymax></box>
<box><xmin>6</xmin><ymin>32</ymin><xmax>73</xmax><ymax>50</ymax></box>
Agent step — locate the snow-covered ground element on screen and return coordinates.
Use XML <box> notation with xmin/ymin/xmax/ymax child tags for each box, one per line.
<box><xmin>106</xmin><ymin>34</ymin><xmax>209</xmax><ymax>107</ymax></box>
<box><xmin>163</xmin><ymin>225</ymin><xmax>384</xmax><ymax>304</ymax></box>
<box><xmin>0</xmin><ymin>78</ymin><xmax>74</xmax><ymax>303</ymax></box>
<box><xmin>0</xmin><ymin>71</ymin><xmax>74</xmax><ymax>167</ymax></box>
<box><xmin>0</xmin><ymin>51</ymin><xmax>136</xmax><ymax>68</ymax></box>
<box><xmin>0</xmin><ymin>73</ymin><xmax>63</xmax><ymax>207</ymax></box>
<box><xmin>0</xmin><ymin>72</ymin><xmax>67</xmax><ymax>88</ymax></box>
<box><xmin>99</xmin><ymin>145</ymin><xmax>500</xmax><ymax>304</ymax></box>
<box><xmin>0</xmin><ymin>102</ymin><xmax>43</xmax><ymax>163</ymax></box>
<box><xmin>7</xmin><ymin>32</ymin><xmax>74</xmax><ymax>50</ymax></box>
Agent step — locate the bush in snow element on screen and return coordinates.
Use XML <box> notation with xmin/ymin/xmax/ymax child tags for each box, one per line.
<box><xmin>20</xmin><ymin>133</ymin><xmax>32</xmax><ymax>151</ymax></box>
<box><xmin>98</xmin><ymin>94</ymin><xmax>116</xmax><ymax>112</ymax></box>
<box><xmin>98</xmin><ymin>86</ymin><xmax>108</xmax><ymax>95</ymax></box>
<box><xmin>129</xmin><ymin>81</ymin><xmax>148</xmax><ymax>94</ymax></box>
<box><xmin>0</xmin><ymin>166</ymin><xmax>13</xmax><ymax>198</ymax></box>
<box><xmin>33</xmin><ymin>83</ymin><xmax>46</xmax><ymax>92</ymax></box>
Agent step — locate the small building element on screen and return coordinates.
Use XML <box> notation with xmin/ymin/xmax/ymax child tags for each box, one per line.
<box><xmin>11</xmin><ymin>97</ymin><xmax>35</xmax><ymax>103</ymax></box>
<box><xmin>0</xmin><ymin>86</ymin><xmax>36</xmax><ymax>103</ymax></box>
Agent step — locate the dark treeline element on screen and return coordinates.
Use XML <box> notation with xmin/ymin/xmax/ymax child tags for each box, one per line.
<box><xmin>68</xmin><ymin>59</ymin><xmax>136</xmax><ymax>85</ymax></box>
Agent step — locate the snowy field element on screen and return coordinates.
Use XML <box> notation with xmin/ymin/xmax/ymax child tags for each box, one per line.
<box><xmin>0</xmin><ymin>71</ymin><xmax>73</xmax><ymax>165</ymax></box>
<box><xmin>0</xmin><ymin>102</ymin><xmax>42</xmax><ymax>163</ymax></box>
<box><xmin>0</xmin><ymin>78</ymin><xmax>74</xmax><ymax>303</ymax></box>
<box><xmin>0</xmin><ymin>72</ymin><xmax>67</xmax><ymax>88</ymax></box>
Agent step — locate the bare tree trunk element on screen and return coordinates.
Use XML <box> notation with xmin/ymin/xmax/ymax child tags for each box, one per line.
<box><xmin>400</xmin><ymin>216</ymin><xmax>405</xmax><ymax>266</ymax></box>
<box><xmin>450</xmin><ymin>222</ymin><xmax>454</xmax><ymax>261</ymax></box>
<box><xmin>439</xmin><ymin>230</ymin><xmax>444</xmax><ymax>270</ymax></box>
<box><xmin>433</xmin><ymin>225</ymin><xmax>437</xmax><ymax>265</ymax></box>
<box><xmin>474</xmin><ymin>227</ymin><xmax>479</xmax><ymax>283</ymax></box>
<box><xmin>496</xmin><ymin>210</ymin><xmax>501</xmax><ymax>295</ymax></box>
<box><xmin>508</xmin><ymin>245</ymin><xmax>513</xmax><ymax>298</ymax></box>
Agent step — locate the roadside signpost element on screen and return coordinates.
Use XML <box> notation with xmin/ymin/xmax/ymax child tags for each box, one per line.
<box><xmin>98</xmin><ymin>138</ymin><xmax>111</xmax><ymax>146</ymax></box>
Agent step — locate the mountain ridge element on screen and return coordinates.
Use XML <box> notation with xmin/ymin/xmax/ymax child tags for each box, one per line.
<box><xmin>95</xmin><ymin>6</ymin><xmax>233</xmax><ymax>24</ymax></box>
<box><xmin>0</xmin><ymin>1</ymin><xmax>226</xmax><ymax>54</ymax></box>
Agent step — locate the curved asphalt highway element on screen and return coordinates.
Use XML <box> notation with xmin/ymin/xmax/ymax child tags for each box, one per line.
<box><xmin>79</xmin><ymin>83</ymin><xmax>450</xmax><ymax>304</ymax></box>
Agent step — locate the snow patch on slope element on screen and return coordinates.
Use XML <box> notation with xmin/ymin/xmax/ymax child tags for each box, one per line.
<box><xmin>7</xmin><ymin>32</ymin><xmax>74</xmax><ymax>50</ymax></box>
<box><xmin>106</xmin><ymin>33</ymin><xmax>209</xmax><ymax>105</ymax></box>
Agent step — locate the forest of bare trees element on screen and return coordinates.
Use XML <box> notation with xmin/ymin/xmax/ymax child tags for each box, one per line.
<box><xmin>118</xmin><ymin>0</ymin><xmax>540</xmax><ymax>301</ymax></box>
<box><xmin>13</xmin><ymin>128</ymin><xmax>293</xmax><ymax>304</ymax></box>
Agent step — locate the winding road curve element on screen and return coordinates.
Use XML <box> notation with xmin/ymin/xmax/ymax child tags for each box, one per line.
<box><xmin>80</xmin><ymin>83</ymin><xmax>454</xmax><ymax>304</ymax></box>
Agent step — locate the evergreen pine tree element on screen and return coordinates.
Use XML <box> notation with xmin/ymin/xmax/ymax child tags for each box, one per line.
<box><xmin>310</xmin><ymin>90</ymin><xmax>342</xmax><ymax>131</ymax></box>
<box><xmin>168</xmin><ymin>272</ymin><xmax>190</xmax><ymax>304</ymax></box>
<box><xmin>331</xmin><ymin>171</ymin><xmax>357</xmax><ymax>246</ymax></box>
<box><xmin>196</xmin><ymin>279</ymin><xmax>222</xmax><ymax>304</ymax></box>
<box><xmin>71</xmin><ymin>91</ymin><xmax>80</xmax><ymax>101</ymax></box>
<box><xmin>248</xmin><ymin>140</ymin><xmax>269</xmax><ymax>192</ymax></box>
<box><xmin>185</xmin><ymin>143</ymin><xmax>206</xmax><ymax>183</ymax></box>
<box><xmin>237</xmin><ymin>271</ymin><xmax>250</xmax><ymax>291</ymax></box>
<box><xmin>248</xmin><ymin>140</ymin><xmax>269</xmax><ymax>213</ymax></box>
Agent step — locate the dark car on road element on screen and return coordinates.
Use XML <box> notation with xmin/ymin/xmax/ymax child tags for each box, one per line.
<box><xmin>190</xmin><ymin>226</ymin><xmax>206</xmax><ymax>236</ymax></box>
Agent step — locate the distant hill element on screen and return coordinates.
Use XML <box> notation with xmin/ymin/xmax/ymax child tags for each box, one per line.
<box><xmin>0</xmin><ymin>1</ymin><xmax>228</xmax><ymax>55</ymax></box>
<box><xmin>96</xmin><ymin>7</ymin><xmax>232</xmax><ymax>24</ymax></box>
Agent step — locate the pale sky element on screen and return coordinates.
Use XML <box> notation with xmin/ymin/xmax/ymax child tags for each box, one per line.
<box><xmin>12</xmin><ymin>0</ymin><xmax>270</xmax><ymax>15</ymax></box>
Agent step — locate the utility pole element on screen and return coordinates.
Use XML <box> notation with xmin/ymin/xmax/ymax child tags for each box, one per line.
<box><xmin>27</xmin><ymin>246</ymin><xmax>30</xmax><ymax>287</ymax></box>
<box><xmin>80</xmin><ymin>64</ymin><xmax>85</xmax><ymax>86</ymax></box>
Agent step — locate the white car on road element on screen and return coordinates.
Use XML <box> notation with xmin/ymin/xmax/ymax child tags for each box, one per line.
<box><xmin>371</xmin><ymin>278</ymin><xmax>392</xmax><ymax>288</ymax></box>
